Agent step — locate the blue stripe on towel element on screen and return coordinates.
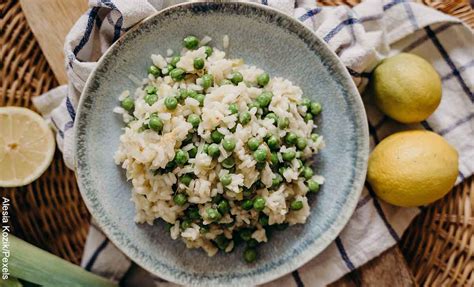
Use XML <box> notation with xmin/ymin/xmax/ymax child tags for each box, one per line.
<box><xmin>85</xmin><ymin>238</ymin><xmax>109</xmax><ymax>271</ymax></box>
<box><xmin>438</xmin><ymin>112</ymin><xmax>474</xmax><ymax>136</ymax></box>
<box><xmin>51</xmin><ymin>118</ymin><xmax>64</xmax><ymax>138</ymax></box>
<box><xmin>402</xmin><ymin>23</ymin><xmax>456</xmax><ymax>52</ymax></box>
<box><xmin>292</xmin><ymin>270</ymin><xmax>305</xmax><ymax>287</ymax></box>
<box><xmin>335</xmin><ymin>237</ymin><xmax>356</xmax><ymax>271</ymax></box>
<box><xmin>366</xmin><ymin>184</ymin><xmax>400</xmax><ymax>241</ymax></box>
<box><xmin>442</xmin><ymin>60</ymin><xmax>474</xmax><ymax>81</ymax></box>
<box><xmin>298</xmin><ymin>8</ymin><xmax>322</xmax><ymax>22</ymax></box>
<box><xmin>73</xmin><ymin>7</ymin><xmax>100</xmax><ymax>56</ymax></box>
<box><xmin>261</xmin><ymin>0</ymin><xmax>268</xmax><ymax>5</ymax></box>
<box><xmin>403</xmin><ymin>2</ymin><xmax>418</xmax><ymax>29</ymax></box>
<box><xmin>383</xmin><ymin>0</ymin><xmax>407</xmax><ymax>11</ymax></box>
<box><xmin>421</xmin><ymin>120</ymin><xmax>433</xmax><ymax>131</ymax></box>
<box><xmin>66</xmin><ymin>96</ymin><xmax>76</xmax><ymax>120</ymax></box>
<box><xmin>323</xmin><ymin>18</ymin><xmax>359</xmax><ymax>43</ymax></box>
<box><xmin>425</xmin><ymin>26</ymin><xmax>474</xmax><ymax>102</ymax></box>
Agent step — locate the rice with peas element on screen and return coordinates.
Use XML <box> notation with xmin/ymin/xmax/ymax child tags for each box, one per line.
<box><xmin>114</xmin><ymin>35</ymin><xmax>324</xmax><ymax>262</ymax></box>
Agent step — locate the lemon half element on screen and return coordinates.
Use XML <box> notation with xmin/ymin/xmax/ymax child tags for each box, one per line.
<box><xmin>0</xmin><ymin>107</ymin><xmax>55</xmax><ymax>187</ymax></box>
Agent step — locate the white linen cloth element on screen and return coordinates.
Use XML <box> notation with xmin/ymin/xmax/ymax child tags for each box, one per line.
<box><xmin>32</xmin><ymin>0</ymin><xmax>474</xmax><ymax>286</ymax></box>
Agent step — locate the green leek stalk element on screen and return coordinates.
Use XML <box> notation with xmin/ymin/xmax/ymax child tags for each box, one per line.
<box><xmin>8</xmin><ymin>235</ymin><xmax>117</xmax><ymax>287</ymax></box>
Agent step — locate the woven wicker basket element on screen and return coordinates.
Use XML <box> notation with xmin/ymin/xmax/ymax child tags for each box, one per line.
<box><xmin>1</xmin><ymin>0</ymin><xmax>473</xmax><ymax>285</ymax></box>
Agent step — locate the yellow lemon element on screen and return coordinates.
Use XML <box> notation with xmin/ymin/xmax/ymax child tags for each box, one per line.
<box><xmin>371</xmin><ymin>53</ymin><xmax>442</xmax><ymax>123</ymax></box>
<box><xmin>367</xmin><ymin>130</ymin><xmax>458</xmax><ymax>207</ymax></box>
<box><xmin>0</xmin><ymin>107</ymin><xmax>55</xmax><ymax>187</ymax></box>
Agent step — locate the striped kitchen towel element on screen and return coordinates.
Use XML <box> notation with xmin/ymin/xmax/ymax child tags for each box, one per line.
<box><xmin>32</xmin><ymin>0</ymin><xmax>474</xmax><ymax>286</ymax></box>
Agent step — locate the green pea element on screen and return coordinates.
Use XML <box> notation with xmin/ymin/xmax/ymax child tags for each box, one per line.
<box><xmin>187</xmin><ymin>90</ymin><xmax>198</xmax><ymax>99</ymax></box>
<box><xmin>310</xmin><ymin>133</ymin><xmax>319</xmax><ymax>142</ymax></box>
<box><xmin>239</xmin><ymin>229</ymin><xmax>253</xmax><ymax>241</ymax></box>
<box><xmin>221</xmin><ymin>157</ymin><xmax>235</xmax><ymax>169</ymax></box>
<box><xmin>165</xmin><ymin>223</ymin><xmax>173</xmax><ymax>232</ymax></box>
<box><xmin>242</xmin><ymin>188</ymin><xmax>253</xmax><ymax>198</ymax></box>
<box><xmin>304</xmin><ymin>113</ymin><xmax>313</xmax><ymax>122</ymax></box>
<box><xmin>302</xmin><ymin>166</ymin><xmax>313</xmax><ymax>180</ymax></box>
<box><xmin>207</xmin><ymin>144</ymin><xmax>220</xmax><ymax>158</ymax></box>
<box><xmin>248</xmin><ymin>102</ymin><xmax>260</xmax><ymax>110</ymax></box>
<box><xmin>210</xmin><ymin>130</ymin><xmax>223</xmax><ymax>143</ymax></box>
<box><xmin>270</xmin><ymin>152</ymin><xmax>279</xmax><ymax>166</ymax></box>
<box><xmin>247</xmin><ymin>238</ymin><xmax>258</xmax><ymax>248</ymax></box>
<box><xmin>256</xmin><ymin>162</ymin><xmax>266</xmax><ymax>171</ymax></box>
<box><xmin>285</xmin><ymin>132</ymin><xmax>297</xmax><ymax>145</ymax></box>
<box><xmin>202</xmin><ymin>143</ymin><xmax>209</xmax><ymax>154</ymax></box>
<box><xmin>266</xmin><ymin>135</ymin><xmax>279</xmax><ymax>150</ymax></box>
<box><xmin>275</xmin><ymin>223</ymin><xmax>289</xmax><ymax>231</ymax></box>
<box><xmin>217</xmin><ymin>199</ymin><xmax>230</xmax><ymax>214</ymax></box>
<box><xmin>204</xmin><ymin>45</ymin><xmax>213</xmax><ymax>57</ymax></box>
<box><xmin>148</xmin><ymin>115</ymin><xmax>163</xmax><ymax>132</ymax></box>
<box><xmin>229</xmin><ymin>103</ymin><xmax>238</xmax><ymax>114</ymax></box>
<box><xmin>253</xmin><ymin>148</ymin><xmax>267</xmax><ymax>163</ymax></box>
<box><xmin>257</xmin><ymin>72</ymin><xmax>270</xmax><ymax>86</ymax></box>
<box><xmin>259</xmin><ymin>214</ymin><xmax>269</xmax><ymax>226</ymax></box>
<box><xmin>220</xmin><ymin>174</ymin><xmax>232</xmax><ymax>186</ymax></box>
<box><xmin>241</xmin><ymin>199</ymin><xmax>254</xmax><ymax>210</ymax></box>
<box><xmin>239</xmin><ymin>112</ymin><xmax>251</xmax><ymax>125</ymax></box>
<box><xmin>188</xmin><ymin>146</ymin><xmax>198</xmax><ymax>158</ymax></box>
<box><xmin>175</xmin><ymin>150</ymin><xmax>189</xmax><ymax>165</ymax></box>
<box><xmin>253</xmin><ymin>196</ymin><xmax>266</xmax><ymax>211</ymax></box>
<box><xmin>265</xmin><ymin>112</ymin><xmax>278</xmax><ymax>123</ymax></box>
<box><xmin>200</xmin><ymin>225</ymin><xmax>210</xmax><ymax>234</ymax></box>
<box><xmin>201</xmin><ymin>74</ymin><xmax>213</xmax><ymax>89</ymax></box>
<box><xmin>193</xmin><ymin>57</ymin><xmax>205</xmax><ymax>69</ymax></box>
<box><xmin>165</xmin><ymin>159</ymin><xmax>177</xmax><ymax>171</ymax></box>
<box><xmin>243</xmin><ymin>248</ymin><xmax>257</xmax><ymax>263</ymax></box>
<box><xmin>162</xmin><ymin>64</ymin><xmax>174</xmax><ymax>75</ymax></box>
<box><xmin>187</xmin><ymin>206</ymin><xmax>201</xmax><ymax>220</ymax></box>
<box><xmin>145</xmin><ymin>85</ymin><xmax>157</xmax><ymax>94</ymax></box>
<box><xmin>221</xmin><ymin>79</ymin><xmax>233</xmax><ymax>86</ymax></box>
<box><xmin>206</xmin><ymin>208</ymin><xmax>221</xmax><ymax>221</ymax></box>
<box><xmin>282</xmin><ymin>150</ymin><xmax>296</xmax><ymax>161</ymax></box>
<box><xmin>121</xmin><ymin>97</ymin><xmax>134</xmax><ymax>112</ymax></box>
<box><xmin>144</xmin><ymin>93</ymin><xmax>158</xmax><ymax>106</ymax></box>
<box><xmin>164</xmin><ymin>96</ymin><xmax>178</xmax><ymax>110</ymax></box>
<box><xmin>148</xmin><ymin>65</ymin><xmax>161</xmax><ymax>77</ymax></box>
<box><xmin>170</xmin><ymin>56</ymin><xmax>180</xmax><ymax>67</ymax></box>
<box><xmin>179</xmin><ymin>174</ymin><xmax>192</xmax><ymax>186</ymax></box>
<box><xmin>178</xmin><ymin>89</ymin><xmax>188</xmax><ymax>102</ymax></box>
<box><xmin>295</xmin><ymin>137</ymin><xmax>307</xmax><ymax>150</ymax></box>
<box><xmin>181</xmin><ymin>219</ymin><xmax>192</xmax><ymax>230</ymax></box>
<box><xmin>222</xmin><ymin>138</ymin><xmax>236</xmax><ymax>152</ymax></box>
<box><xmin>196</xmin><ymin>94</ymin><xmax>205</xmax><ymax>107</ymax></box>
<box><xmin>256</xmin><ymin>91</ymin><xmax>273</xmax><ymax>108</ymax></box>
<box><xmin>170</xmin><ymin>68</ymin><xmax>185</xmax><ymax>81</ymax></box>
<box><xmin>301</xmin><ymin>98</ymin><xmax>311</xmax><ymax>108</ymax></box>
<box><xmin>183</xmin><ymin>35</ymin><xmax>199</xmax><ymax>49</ymax></box>
<box><xmin>307</xmin><ymin>179</ymin><xmax>320</xmax><ymax>192</ymax></box>
<box><xmin>183</xmin><ymin>132</ymin><xmax>194</xmax><ymax>145</ymax></box>
<box><xmin>290</xmin><ymin>200</ymin><xmax>304</xmax><ymax>211</ymax></box>
<box><xmin>277</xmin><ymin>117</ymin><xmax>289</xmax><ymax>129</ymax></box>
<box><xmin>272</xmin><ymin>173</ymin><xmax>283</xmax><ymax>187</ymax></box>
<box><xmin>214</xmin><ymin>234</ymin><xmax>229</xmax><ymax>250</ymax></box>
<box><xmin>187</xmin><ymin>114</ymin><xmax>201</xmax><ymax>129</ymax></box>
<box><xmin>212</xmin><ymin>194</ymin><xmax>223</xmax><ymax>204</ymax></box>
<box><xmin>173</xmin><ymin>193</ymin><xmax>187</xmax><ymax>206</ymax></box>
<box><xmin>310</xmin><ymin>102</ymin><xmax>322</xmax><ymax>115</ymax></box>
<box><xmin>230</xmin><ymin>72</ymin><xmax>243</xmax><ymax>85</ymax></box>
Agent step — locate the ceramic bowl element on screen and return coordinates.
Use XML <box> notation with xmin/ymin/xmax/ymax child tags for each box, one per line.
<box><xmin>75</xmin><ymin>2</ymin><xmax>369</xmax><ymax>286</ymax></box>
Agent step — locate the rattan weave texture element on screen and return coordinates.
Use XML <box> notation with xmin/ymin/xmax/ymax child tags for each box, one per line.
<box><xmin>0</xmin><ymin>0</ymin><xmax>472</xmax><ymax>285</ymax></box>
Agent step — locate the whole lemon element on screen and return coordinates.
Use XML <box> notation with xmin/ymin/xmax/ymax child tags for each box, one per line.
<box><xmin>371</xmin><ymin>53</ymin><xmax>442</xmax><ymax>123</ymax></box>
<box><xmin>367</xmin><ymin>130</ymin><xmax>458</xmax><ymax>207</ymax></box>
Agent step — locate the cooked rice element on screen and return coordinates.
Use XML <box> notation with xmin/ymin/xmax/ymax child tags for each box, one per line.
<box><xmin>114</xmin><ymin>36</ymin><xmax>324</xmax><ymax>259</ymax></box>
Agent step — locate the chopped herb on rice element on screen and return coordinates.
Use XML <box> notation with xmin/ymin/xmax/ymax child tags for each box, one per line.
<box><xmin>114</xmin><ymin>35</ymin><xmax>325</xmax><ymax>262</ymax></box>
